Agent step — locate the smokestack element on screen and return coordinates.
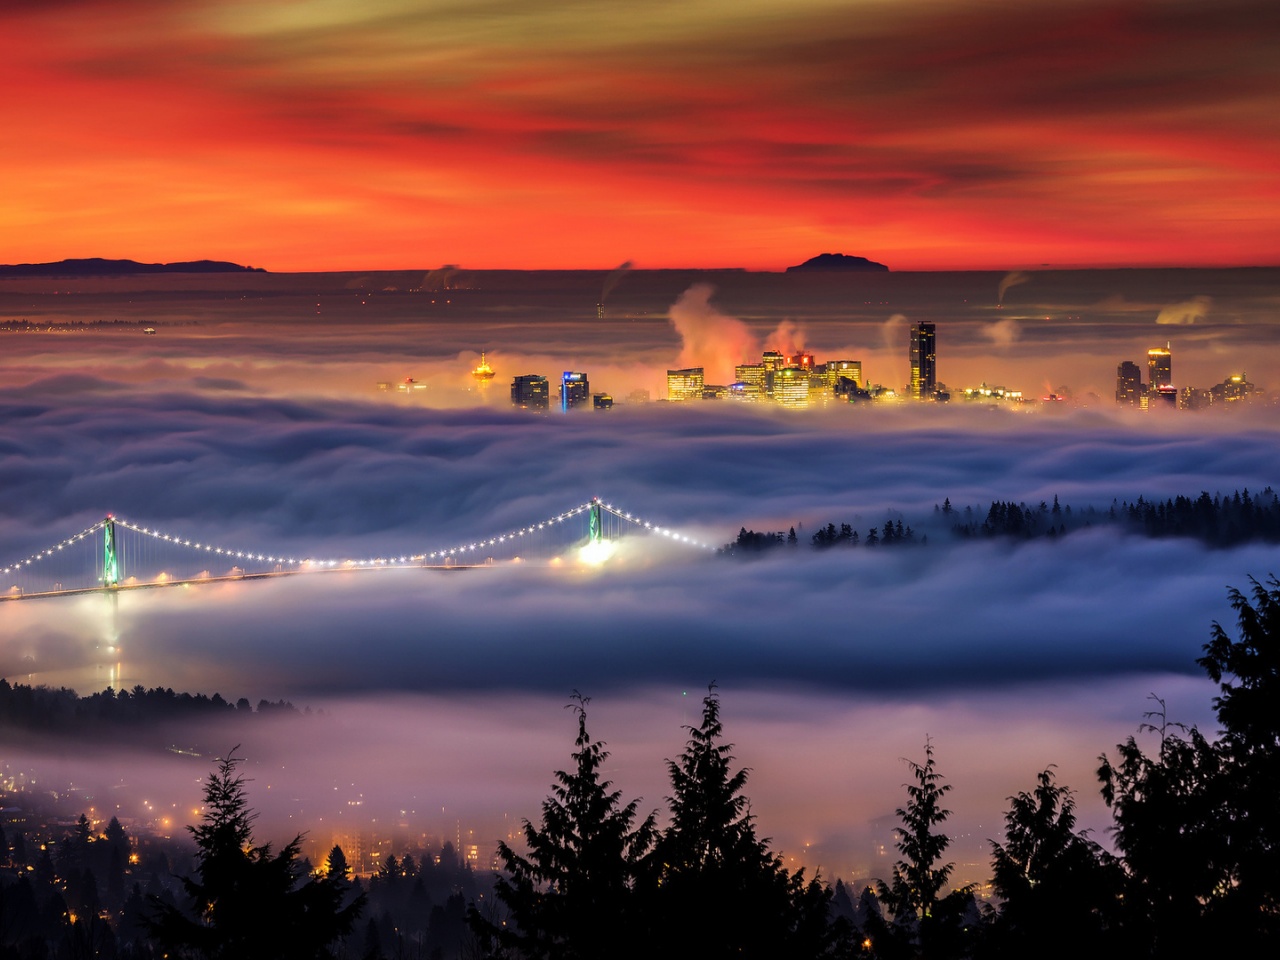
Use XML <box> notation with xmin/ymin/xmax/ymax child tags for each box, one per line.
<box><xmin>598</xmin><ymin>261</ymin><xmax>633</xmax><ymax>319</ymax></box>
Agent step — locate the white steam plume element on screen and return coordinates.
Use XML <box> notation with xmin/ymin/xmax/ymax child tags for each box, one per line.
<box><xmin>882</xmin><ymin>313</ymin><xmax>908</xmax><ymax>353</ymax></box>
<box><xmin>600</xmin><ymin>261</ymin><xmax>633</xmax><ymax>304</ymax></box>
<box><xmin>423</xmin><ymin>265</ymin><xmax>460</xmax><ymax>292</ymax></box>
<box><xmin>983</xmin><ymin>318</ymin><xmax>1021</xmax><ymax>348</ymax></box>
<box><xmin>1156</xmin><ymin>296</ymin><xmax>1211</xmax><ymax>325</ymax></box>
<box><xmin>668</xmin><ymin>284</ymin><xmax>758</xmax><ymax>384</ymax></box>
<box><xmin>763</xmin><ymin>319</ymin><xmax>806</xmax><ymax>358</ymax></box>
<box><xmin>998</xmin><ymin>271</ymin><xmax>1032</xmax><ymax>304</ymax></box>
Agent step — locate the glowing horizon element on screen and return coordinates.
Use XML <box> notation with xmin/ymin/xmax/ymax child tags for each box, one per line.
<box><xmin>3</xmin><ymin>1</ymin><xmax>1278</xmax><ymax>272</ymax></box>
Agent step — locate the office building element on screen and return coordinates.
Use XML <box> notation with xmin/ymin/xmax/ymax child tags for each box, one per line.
<box><xmin>592</xmin><ymin>393</ymin><xmax>613</xmax><ymax>410</ymax></box>
<box><xmin>1211</xmin><ymin>374</ymin><xmax>1257</xmax><ymax>404</ymax></box>
<box><xmin>666</xmin><ymin>367</ymin><xmax>705</xmax><ymax>402</ymax></box>
<box><xmin>772</xmin><ymin>367</ymin><xmax>810</xmax><ymax>408</ymax></box>
<box><xmin>909</xmin><ymin>323</ymin><xmax>936</xmax><ymax>399</ymax></box>
<box><xmin>1148</xmin><ymin>344</ymin><xmax>1172</xmax><ymax>392</ymax></box>
<box><xmin>510</xmin><ymin>374</ymin><xmax>549</xmax><ymax>410</ymax></box>
<box><xmin>734</xmin><ymin>363</ymin><xmax>768</xmax><ymax>395</ymax></box>
<box><xmin>825</xmin><ymin>360</ymin><xmax>863</xmax><ymax>388</ymax></box>
<box><xmin>561</xmin><ymin>371</ymin><xmax>590</xmax><ymax>411</ymax></box>
<box><xmin>786</xmin><ymin>352</ymin><xmax>814</xmax><ymax>371</ymax></box>
<box><xmin>1180</xmin><ymin>387</ymin><xmax>1211</xmax><ymax>410</ymax></box>
<box><xmin>1116</xmin><ymin>361</ymin><xmax>1143</xmax><ymax>405</ymax></box>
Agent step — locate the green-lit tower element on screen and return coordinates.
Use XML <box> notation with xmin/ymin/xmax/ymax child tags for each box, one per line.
<box><xmin>589</xmin><ymin>499</ymin><xmax>603</xmax><ymax>544</ymax></box>
<box><xmin>102</xmin><ymin>516</ymin><xmax>120</xmax><ymax>587</ymax></box>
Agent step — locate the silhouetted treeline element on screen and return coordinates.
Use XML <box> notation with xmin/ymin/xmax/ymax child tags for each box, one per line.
<box><xmin>0</xmin><ymin>679</ymin><xmax>300</xmax><ymax>738</ymax></box>
<box><xmin>721</xmin><ymin>518</ymin><xmax>920</xmax><ymax>556</ymax></box>
<box><xmin>1116</xmin><ymin>488</ymin><xmax>1280</xmax><ymax>544</ymax></box>
<box><xmin>463</xmin><ymin>577</ymin><xmax>1280</xmax><ymax>958</ymax></box>
<box><xmin>950</xmin><ymin>488</ymin><xmax>1280</xmax><ymax>546</ymax></box>
<box><xmin>470</xmin><ymin>689</ymin><xmax>833</xmax><ymax>960</ymax></box>
<box><xmin>722</xmin><ymin>488</ymin><xmax>1280</xmax><ymax>556</ymax></box>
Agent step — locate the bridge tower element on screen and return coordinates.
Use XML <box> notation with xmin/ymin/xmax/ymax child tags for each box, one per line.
<box><xmin>102</xmin><ymin>516</ymin><xmax>120</xmax><ymax>587</ymax></box>
<box><xmin>589</xmin><ymin>498</ymin><xmax>603</xmax><ymax>544</ymax></box>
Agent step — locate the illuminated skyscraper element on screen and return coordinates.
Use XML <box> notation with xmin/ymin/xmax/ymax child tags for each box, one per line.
<box><xmin>771</xmin><ymin>367</ymin><xmax>810</xmax><ymax>408</ymax></box>
<box><xmin>510</xmin><ymin>374</ymin><xmax>549</xmax><ymax>409</ymax></box>
<box><xmin>824</xmin><ymin>358</ymin><xmax>865</xmax><ymax>396</ymax></box>
<box><xmin>561</xmin><ymin>371</ymin><xmax>590</xmax><ymax>411</ymax></box>
<box><xmin>734</xmin><ymin>363</ymin><xmax>767</xmax><ymax>395</ymax></box>
<box><xmin>909</xmin><ymin>323</ymin><xmax>936</xmax><ymax>399</ymax></box>
<box><xmin>666</xmin><ymin>367</ymin><xmax>705</xmax><ymax>401</ymax></box>
<box><xmin>1211</xmin><ymin>374</ymin><xmax>1257</xmax><ymax>404</ymax></box>
<box><xmin>1116</xmin><ymin>361</ymin><xmax>1142</xmax><ymax>405</ymax></box>
<box><xmin>825</xmin><ymin>360</ymin><xmax>863</xmax><ymax>388</ymax></box>
<box><xmin>1148</xmin><ymin>344</ymin><xmax>1172</xmax><ymax>392</ymax></box>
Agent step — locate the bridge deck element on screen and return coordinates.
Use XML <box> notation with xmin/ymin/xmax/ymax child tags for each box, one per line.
<box><xmin>0</xmin><ymin>561</ymin><xmax>488</xmax><ymax>602</ymax></box>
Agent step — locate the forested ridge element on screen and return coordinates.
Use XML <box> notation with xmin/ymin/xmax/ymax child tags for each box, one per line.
<box><xmin>0</xmin><ymin>680</ymin><xmax>300</xmax><ymax>740</ymax></box>
<box><xmin>722</xmin><ymin>487</ymin><xmax>1280</xmax><ymax>555</ymax></box>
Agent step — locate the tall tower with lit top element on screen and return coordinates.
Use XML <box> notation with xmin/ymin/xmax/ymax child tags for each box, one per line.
<box><xmin>1148</xmin><ymin>344</ymin><xmax>1172</xmax><ymax>392</ymax></box>
<box><xmin>909</xmin><ymin>323</ymin><xmax>936</xmax><ymax>399</ymax></box>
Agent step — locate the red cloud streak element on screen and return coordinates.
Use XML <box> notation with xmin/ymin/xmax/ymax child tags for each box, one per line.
<box><xmin>2</xmin><ymin>0</ymin><xmax>1277</xmax><ymax>270</ymax></box>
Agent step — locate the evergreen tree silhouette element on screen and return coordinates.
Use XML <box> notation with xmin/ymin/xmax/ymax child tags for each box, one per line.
<box><xmin>650</xmin><ymin>686</ymin><xmax>833</xmax><ymax>959</ymax></box>
<box><xmin>1098</xmin><ymin>575</ymin><xmax>1280</xmax><ymax>954</ymax></box>
<box><xmin>325</xmin><ymin>845</ymin><xmax>351</xmax><ymax>882</ymax></box>
<box><xmin>473</xmin><ymin>694</ymin><xmax>656</xmax><ymax>960</ymax></box>
<box><xmin>146</xmin><ymin>746</ymin><xmax>364</xmax><ymax>960</ymax></box>
<box><xmin>874</xmin><ymin>740</ymin><xmax>974</xmax><ymax>959</ymax></box>
<box><xmin>985</xmin><ymin>769</ymin><xmax>1124</xmax><ymax>958</ymax></box>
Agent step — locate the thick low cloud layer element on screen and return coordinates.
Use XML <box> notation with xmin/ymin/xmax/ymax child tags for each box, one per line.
<box><xmin>0</xmin><ymin>381</ymin><xmax>1268</xmax><ymax>865</ymax></box>
<box><xmin>2</xmin><ymin>273</ymin><xmax>1277</xmax><ymax>874</ymax></box>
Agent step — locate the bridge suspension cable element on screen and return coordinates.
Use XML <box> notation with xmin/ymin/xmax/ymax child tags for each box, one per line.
<box><xmin>0</xmin><ymin>519</ymin><xmax>109</xmax><ymax>577</ymax></box>
<box><xmin>2</xmin><ymin>496</ymin><xmax>711</xmax><ymax>599</ymax></box>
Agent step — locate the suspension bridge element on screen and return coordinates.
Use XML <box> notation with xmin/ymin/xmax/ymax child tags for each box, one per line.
<box><xmin>1</xmin><ymin>498</ymin><xmax>710</xmax><ymax>602</ymax></box>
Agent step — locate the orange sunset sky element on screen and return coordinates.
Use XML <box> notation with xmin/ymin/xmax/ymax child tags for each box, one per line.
<box><xmin>3</xmin><ymin>0</ymin><xmax>1278</xmax><ymax>272</ymax></box>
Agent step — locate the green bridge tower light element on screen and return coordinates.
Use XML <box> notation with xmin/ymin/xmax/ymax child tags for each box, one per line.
<box><xmin>589</xmin><ymin>498</ymin><xmax>603</xmax><ymax>544</ymax></box>
<box><xmin>102</xmin><ymin>516</ymin><xmax>120</xmax><ymax>587</ymax></box>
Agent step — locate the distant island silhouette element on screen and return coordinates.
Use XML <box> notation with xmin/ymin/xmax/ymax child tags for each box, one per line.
<box><xmin>0</xmin><ymin>258</ymin><xmax>266</xmax><ymax>277</ymax></box>
<box><xmin>786</xmin><ymin>252</ymin><xmax>889</xmax><ymax>273</ymax></box>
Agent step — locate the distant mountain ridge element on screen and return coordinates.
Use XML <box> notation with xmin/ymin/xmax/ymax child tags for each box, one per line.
<box><xmin>787</xmin><ymin>252</ymin><xmax>889</xmax><ymax>273</ymax></box>
<box><xmin>0</xmin><ymin>257</ymin><xmax>266</xmax><ymax>277</ymax></box>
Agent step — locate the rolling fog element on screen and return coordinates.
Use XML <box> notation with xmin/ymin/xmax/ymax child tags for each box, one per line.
<box><xmin>1</xmin><ymin>267</ymin><xmax>1277</xmax><ymax>879</ymax></box>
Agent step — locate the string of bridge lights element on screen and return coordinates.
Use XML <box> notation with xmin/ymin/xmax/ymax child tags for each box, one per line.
<box><xmin>594</xmin><ymin>500</ymin><xmax>712</xmax><ymax>550</ymax></box>
<box><xmin>0</xmin><ymin>519</ymin><xmax>110</xmax><ymax>576</ymax></box>
<box><xmin>1</xmin><ymin>499</ymin><xmax>710</xmax><ymax>579</ymax></box>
